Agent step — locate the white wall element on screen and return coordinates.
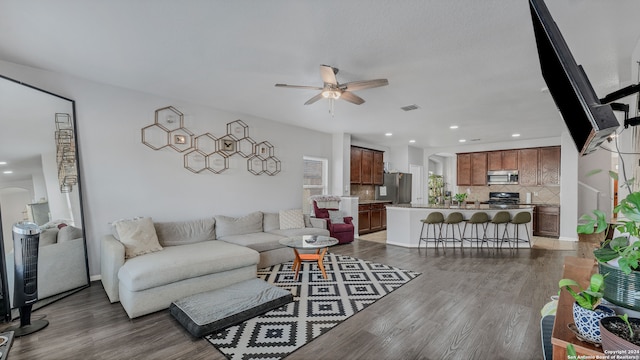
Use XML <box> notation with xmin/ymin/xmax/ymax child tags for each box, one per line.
<box><xmin>0</xmin><ymin>60</ymin><xmax>334</xmax><ymax>276</ymax></box>
<box><xmin>578</xmin><ymin>146</ymin><xmax>613</xmax><ymax>220</ymax></box>
<box><xmin>559</xmin><ymin>131</ymin><xmax>579</xmax><ymax>240</ymax></box>
<box><xmin>332</xmin><ymin>133</ymin><xmax>351</xmax><ymax>196</ymax></box>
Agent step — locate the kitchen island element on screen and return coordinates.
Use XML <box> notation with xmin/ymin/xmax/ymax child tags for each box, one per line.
<box><xmin>386</xmin><ymin>204</ymin><xmax>535</xmax><ymax>248</ymax></box>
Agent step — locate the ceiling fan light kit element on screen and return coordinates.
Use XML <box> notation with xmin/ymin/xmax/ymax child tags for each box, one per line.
<box><xmin>275</xmin><ymin>65</ymin><xmax>389</xmax><ymax>114</ymax></box>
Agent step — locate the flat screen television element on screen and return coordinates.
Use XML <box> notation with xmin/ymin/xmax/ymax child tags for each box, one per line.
<box><xmin>529</xmin><ymin>0</ymin><xmax>619</xmax><ymax>156</ymax></box>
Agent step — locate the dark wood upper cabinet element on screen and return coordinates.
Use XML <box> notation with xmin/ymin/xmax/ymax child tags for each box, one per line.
<box><xmin>350</xmin><ymin>146</ymin><xmax>384</xmax><ymax>185</ymax></box>
<box><xmin>350</xmin><ymin>147</ymin><xmax>362</xmax><ymax>184</ymax></box>
<box><xmin>459</xmin><ymin>146</ymin><xmax>558</xmax><ymax>186</ymax></box>
<box><xmin>518</xmin><ymin>148</ymin><xmax>539</xmax><ymax>186</ymax></box>
<box><xmin>361</xmin><ymin>149</ymin><xmax>373</xmax><ymax>184</ymax></box>
<box><xmin>487</xmin><ymin>150</ymin><xmax>518</xmax><ymax>171</ymax></box>
<box><xmin>539</xmin><ymin>146</ymin><xmax>561</xmax><ymax>186</ymax></box>
<box><xmin>487</xmin><ymin>151</ymin><xmax>502</xmax><ymax>171</ymax></box>
<box><xmin>457</xmin><ymin>153</ymin><xmax>472</xmax><ymax>186</ymax></box>
<box><xmin>373</xmin><ymin>151</ymin><xmax>384</xmax><ymax>185</ymax></box>
<box><xmin>502</xmin><ymin>150</ymin><xmax>518</xmax><ymax>170</ymax></box>
<box><xmin>471</xmin><ymin>152</ymin><xmax>487</xmax><ymax>185</ymax></box>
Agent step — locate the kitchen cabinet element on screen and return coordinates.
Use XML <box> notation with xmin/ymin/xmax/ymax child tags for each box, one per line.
<box><xmin>456</xmin><ymin>153</ymin><xmax>472</xmax><ymax>186</ymax></box>
<box><xmin>502</xmin><ymin>150</ymin><xmax>518</xmax><ymax>170</ymax></box>
<box><xmin>358</xmin><ymin>204</ymin><xmax>370</xmax><ymax>233</ymax></box>
<box><xmin>350</xmin><ymin>147</ymin><xmax>362</xmax><ymax>183</ymax></box>
<box><xmin>488</xmin><ymin>150</ymin><xmax>518</xmax><ymax>171</ymax></box>
<box><xmin>358</xmin><ymin>202</ymin><xmax>389</xmax><ymax>234</ymax></box>
<box><xmin>459</xmin><ymin>146</ymin><xmax>559</xmax><ymax>186</ymax></box>
<box><xmin>518</xmin><ymin>146</ymin><xmax>561</xmax><ymax>186</ymax></box>
<box><xmin>361</xmin><ymin>149</ymin><xmax>373</xmax><ymax>184</ymax></box>
<box><xmin>373</xmin><ymin>151</ymin><xmax>384</xmax><ymax>185</ymax></box>
<box><xmin>539</xmin><ymin>146</ymin><xmax>561</xmax><ymax>186</ymax></box>
<box><xmin>457</xmin><ymin>152</ymin><xmax>487</xmax><ymax>186</ymax></box>
<box><xmin>534</xmin><ymin>205</ymin><xmax>560</xmax><ymax>238</ymax></box>
<box><xmin>518</xmin><ymin>148</ymin><xmax>539</xmax><ymax>186</ymax></box>
<box><xmin>471</xmin><ymin>152</ymin><xmax>487</xmax><ymax>185</ymax></box>
<box><xmin>350</xmin><ymin>146</ymin><xmax>384</xmax><ymax>185</ymax></box>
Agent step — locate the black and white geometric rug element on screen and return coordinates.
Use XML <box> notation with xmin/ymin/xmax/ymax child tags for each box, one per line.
<box><xmin>205</xmin><ymin>253</ymin><xmax>420</xmax><ymax>360</ymax></box>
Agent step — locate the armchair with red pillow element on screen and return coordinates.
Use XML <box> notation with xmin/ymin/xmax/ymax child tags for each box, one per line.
<box><xmin>312</xmin><ymin>200</ymin><xmax>354</xmax><ymax>244</ymax></box>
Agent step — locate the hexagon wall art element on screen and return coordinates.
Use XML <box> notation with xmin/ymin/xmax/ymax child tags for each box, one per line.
<box><xmin>141</xmin><ymin>107</ymin><xmax>281</xmax><ymax>175</ymax></box>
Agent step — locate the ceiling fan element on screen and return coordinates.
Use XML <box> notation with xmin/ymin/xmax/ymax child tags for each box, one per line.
<box><xmin>275</xmin><ymin>65</ymin><xmax>389</xmax><ymax>106</ymax></box>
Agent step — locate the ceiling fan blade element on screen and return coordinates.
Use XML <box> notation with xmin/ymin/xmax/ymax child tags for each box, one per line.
<box><xmin>275</xmin><ymin>84</ymin><xmax>323</xmax><ymax>90</ymax></box>
<box><xmin>340</xmin><ymin>91</ymin><xmax>365</xmax><ymax>105</ymax></box>
<box><xmin>320</xmin><ymin>65</ymin><xmax>338</xmax><ymax>85</ymax></box>
<box><xmin>304</xmin><ymin>93</ymin><xmax>325</xmax><ymax>105</ymax></box>
<box><xmin>342</xmin><ymin>79</ymin><xmax>389</xmax><ymax>92</ymax></box>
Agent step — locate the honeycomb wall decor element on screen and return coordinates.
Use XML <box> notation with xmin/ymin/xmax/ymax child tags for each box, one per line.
<box><xmin>142</xmin><ymin>106</ymin><xmax>281</xmax><ymax>175</ymax></box>
<box><xmin>55</xmin><ymin>113</ymin><xmax>78</xmax><ymax>192</ymax></box>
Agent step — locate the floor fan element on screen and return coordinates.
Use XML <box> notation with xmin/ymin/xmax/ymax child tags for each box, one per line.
<box><xmin>8</xmin><ymin>222</ymin><xmax>48</xmax><ymax>336</ymax></box>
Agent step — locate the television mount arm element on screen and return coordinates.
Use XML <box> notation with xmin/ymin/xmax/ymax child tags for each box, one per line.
<box><xmin>600</xmin><ymin>83</ymin><xmax>640</xmax><ymax>128</ymax></box>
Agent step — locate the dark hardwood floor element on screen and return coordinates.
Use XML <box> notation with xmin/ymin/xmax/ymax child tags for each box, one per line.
<box><xmin>2</xmin><ymin>239</ymin><xmax>596</xmax><ymax>360</ymax></box>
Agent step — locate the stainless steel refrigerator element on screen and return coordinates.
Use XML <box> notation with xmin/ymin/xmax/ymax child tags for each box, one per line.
<box><xmin>375</xmin><ymin>173</ymin><xmax>412</xmax><ymax>204</ymax></box>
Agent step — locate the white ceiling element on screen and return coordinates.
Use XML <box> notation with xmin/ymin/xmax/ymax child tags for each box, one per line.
<box><xmin>1</xmin><ymin>0</ymin><xmax>640</xmax><ymax>150</ymax></box>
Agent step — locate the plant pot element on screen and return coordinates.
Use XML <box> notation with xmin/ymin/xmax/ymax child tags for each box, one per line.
<box><xmin>600</xmin><ymin>316</ymin><xmax>640</xmax><ymax>352</ymax></box>
<box><xmin>573</xmin><ymin>302</ymin><xmax>615</xmax><ymax>343</ymax></box>
<box><xmin>599</xmin><ymin>262</ymin><xmax>640</xmax><ymax>311</ymax></box>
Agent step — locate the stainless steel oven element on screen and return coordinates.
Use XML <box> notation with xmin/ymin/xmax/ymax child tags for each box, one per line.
<box><xmin>487</xmin><ymin>170</ymin><xmax>519</xmax><ymax>185</ymax></box>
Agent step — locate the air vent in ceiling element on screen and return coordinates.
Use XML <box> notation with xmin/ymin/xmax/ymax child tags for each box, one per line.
<box><xmin>400</xmin><ymin>104</ymin><xmax>420</xmax><ymax>112</ymax></box>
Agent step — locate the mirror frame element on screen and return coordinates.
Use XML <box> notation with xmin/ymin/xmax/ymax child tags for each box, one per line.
<box><xmin>0</xmin><ymin>74</ymin><xmax>90</xmax><ymax>321</ymax></box>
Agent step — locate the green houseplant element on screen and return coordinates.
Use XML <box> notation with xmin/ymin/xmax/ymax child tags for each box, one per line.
<box><xmin>577</xmin><ymin>174</ymin><xmax>640</xmax><ymax>311</ymax></box>
<box><xmin>453</xmin><ymin>193</ymin><xmax>467</xmax><ymax>205</ymax></box>
<box><xmin>600</xmin><ymin>314</ymin><xmax>640</xmax><ymax>352</ymax></box>
<box><xmin>559</xmin><ymin>273</ymin><xmax>615</xmax><ymax>343</ymax></box>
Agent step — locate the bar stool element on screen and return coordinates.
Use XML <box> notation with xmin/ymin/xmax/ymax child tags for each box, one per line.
<box><xmin>488</xmin><ymin>211</ymin><xmax>511</xmax><ymax>248</ymax></box>
<box><xmin>504</xmin><ymin>211</ymin><xmax>532</xmax><ymax>248</ymax></box>
<box><xmin>463</xmin><ymin>212</ymin><xmax>490</xmax><ymax>247</ymax></box>
<box><xmin>419</xmin><ymin>212</ymin><xmax>444</xmax><ymax>250</ymax></box>
<box><xmin>441</xmin><ymin>212</ymin><xmax>464</xmax><ymax>248</ymax></box>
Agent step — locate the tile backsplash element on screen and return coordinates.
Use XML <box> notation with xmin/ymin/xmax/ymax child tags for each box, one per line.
<box><xmin>463</xmin><ymin>185</ymin><xmax>560</xmax><ymax>205</ymax></box>
<box><xmin>351</xmin><ymin>184</ymin><xmax>375</xmax><ymax>201</ymax></box>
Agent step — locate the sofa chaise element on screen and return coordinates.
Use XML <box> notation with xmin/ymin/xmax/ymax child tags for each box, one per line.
<box><xmin>101</xmin><ymin>210</ymin><xmax>328</xmax><ymax>318</ymax></box>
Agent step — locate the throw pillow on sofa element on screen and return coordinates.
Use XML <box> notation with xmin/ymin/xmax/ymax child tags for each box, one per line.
<box><xmin>58</xmin><ymin>225</ymin><xmax>83</xmax><ymax>242</ymax></box>
<box><xmin>39</xmin><ymin>228</ymin><xmax>59</xmax><ymax>247</ymax></box>
<box><xmin>112</xmin><ymin>217</ymin><xmax>163</xmax><ymax>259</ymax></box>
<box><xmin>215</xmin><ymin>211</ymin><xmax>263</xmax><ymax>238</ymax></box>
<box><xmin>279</xmin><ymin>209</ymin><xmax>305</xmax><ymax>230</ymax></box>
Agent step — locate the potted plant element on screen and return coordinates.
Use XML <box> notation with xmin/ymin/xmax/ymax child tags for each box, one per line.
<box><xmin>454</xmin><ymin>193</ymin><xmax>467</xmax><ymax>206</ymax></box>
<box><xmin>600</xmin><ymin>314</ymin><xmax>640</xmax><ymax>352</ymax></box>
<box><xmin>559</xmin><ymin>273</ymin><xmax>615</xmax><ymax>343</ymax></box>
<box><xmin>578</xmin><ymin>189</ymin><xmax>640</xmax><ymax>311</ymax></box>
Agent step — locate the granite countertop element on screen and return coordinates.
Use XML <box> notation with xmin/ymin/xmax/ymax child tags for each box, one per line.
<box><xmin>387</xmin><ymin>203</ymin><xmax>535</xmax><ymax>210</ymax></box>
<box><xmin>359</xmin><ymin>200</ymin><xmax>393</xmax><ymax>205</ymax></box>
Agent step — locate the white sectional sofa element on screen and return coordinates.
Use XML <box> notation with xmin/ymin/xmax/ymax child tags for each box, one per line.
<box><xmin>101</xmin><ymin>211</ymin><xmax>328</xmax><ymax>318</ymax></box>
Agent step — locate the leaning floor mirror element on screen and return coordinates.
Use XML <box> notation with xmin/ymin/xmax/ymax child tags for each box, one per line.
<box><xmin>0</xmin><ymin>74</ymin><xmax>90</xmax><ymax>321</ymax></box>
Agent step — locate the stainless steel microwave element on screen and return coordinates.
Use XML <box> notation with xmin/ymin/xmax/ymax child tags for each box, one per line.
<box><xmin>487</xmin><ymin>170</ymin><xmax>519</xmax><ymax>185</ymax></box>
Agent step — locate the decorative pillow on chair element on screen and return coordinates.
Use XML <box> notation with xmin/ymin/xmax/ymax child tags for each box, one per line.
<box><xmin>112</xmin><ymin>217</ymin><xmax>163</xmax><ymax>259</ymax></box>
<box><xmin>328</xmin><ymin>210</ymin><xmax>345</xmax><ymax>224</ymax></box>
<box><xmin>279</xmin><ymin>209</ymin><xmax>305</xmax><ymax>230</ymax></box>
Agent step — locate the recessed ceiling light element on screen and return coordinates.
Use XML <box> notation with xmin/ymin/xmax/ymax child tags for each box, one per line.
<box><xmin>385</xmin><ymin>133</ymin><xmax>392</xmax><ymax>136</ymax></box>
<box><xmin>459</xmin><ymin>139</ymin><xmax>466</xmax><ymax>143</ymax></box>
<box><xmin>409</xmin><ymin>140</ymin><xmax>416</xmax><ymax>143</ymax></box>
<box><xmin>3</xmin><ymin>171</ymin><xmax>13</xmax><ymax>174</ymax></box>
<box><xmin>512</xmin><ymin>133</ymin><xmax>521</xmax><ymax>137</ymax></box>
<box><xmin>0</xmin><ymin>161</ymin><xmax>6</xmax><ymax>165</ymax></box>
<box><xmin>450</xmin><ymin>125</ymin><xmax>459</xmax><ymax>129</ymax></box>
